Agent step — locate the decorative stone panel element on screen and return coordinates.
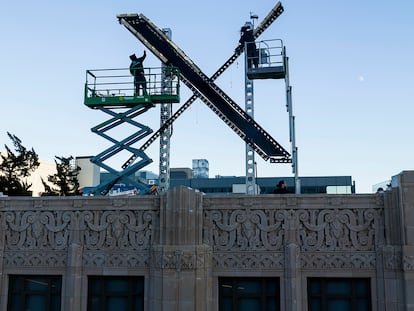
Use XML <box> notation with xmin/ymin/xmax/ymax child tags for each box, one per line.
<box><xmin>83</xmin><ymin>251</ymin><xmax>149</xmax><ymax>268</ymax></box>
<box><xmin>298</xmin><ymin>208</ymin><xmax>381</xmax><ymax>252</ymax></box>
<box><xmin>150</xmin><ymin>245</ymin><xmax>212</xmax><ymax>271</ymax></box>
<box><xmin>213</xmin><ymin>251</ymin><xmax>284</xmax><ymax>271</ymax></box>
<box><xmin>3</xmin><ymin>251</ymin><xmax>67</xmax><ymax>267</ymax></box>
<box><xmin>81</xmin><ymin>210</ymin><xmax>157</xmax><ymax>251</ymax></box>
<box><xmin>301</xmin><ymin>252</ymin><xmax>376</xmax><ymax>270</ymax></box>
<box><xmin>0</xmin><ymin>199</ymin><xmax>159</xmax><ymax>270</ymax></box>
<box><xmin>204</xmin><ymin>208</ymin><xmax>285</xmax><ymax>251</ymax></box>
<box><xmin>2</xmin><ymin>210</ymin><xmax>71</xmax><ymax>251</ymax></box>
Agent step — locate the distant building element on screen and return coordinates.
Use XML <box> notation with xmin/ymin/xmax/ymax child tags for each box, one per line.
<box><xmin>170</xmin><ymin>167</ymin><xmax>193</xmax><ymax>180</ymax></box>
<box><xmin>135</xmin><ymin>170</ymin><xmax>158</xmax><ymax>185</ymax></box>
<box><xmin>192</xmin><ymin>159</ymin><xmax>209</xmax><ymax>178</ymax></box>
<box><xmin>76</xmin><ymin>156</ymin><xmax>100</xmax><ymax>188</ymax></box>
<box><xmin>11</xmin><ymin>155</ymin><xmax>355</xmax><ymax>196</ymax></box>
<box><xmin>26</xmin><ymin>159</ymin><xmax>56</xmax><ymax>197</ymax></box>
<box><xmin>74</xmin><ymin>157</ymin><xmax>356</xmax><ymax>194</ymax></box>
<box><xmin>170</xmin><ymin>175</ymin><xmax>354</xmax><ymax>194</ymax></box>
<box><xmin>97</xmin><ymin>165</ymin><xmax>354</xmax><ymax>195</ymax></box>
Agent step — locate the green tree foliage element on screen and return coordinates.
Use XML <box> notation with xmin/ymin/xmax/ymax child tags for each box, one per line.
<box><xmin>0</xmin><ymin>132</ymin><xmax>40</xmax><ymax>196</ymax></box>
<box><xmin>41</xmin><ymin>156</ymin><xmax>81</xmax><ymax>196</ymax></box>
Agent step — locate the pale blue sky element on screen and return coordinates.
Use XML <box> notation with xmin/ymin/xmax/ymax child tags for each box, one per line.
<box><xmin>1</xmin><ymin>1</ymin><xmax>413</xmax><ymax>193</ymax></box>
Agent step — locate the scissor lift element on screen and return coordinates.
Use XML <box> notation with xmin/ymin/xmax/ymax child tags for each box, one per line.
<box><xmin>84</xmin><ymin>67</ymin><xmax>180</xmax><ymax>195</ymax></box>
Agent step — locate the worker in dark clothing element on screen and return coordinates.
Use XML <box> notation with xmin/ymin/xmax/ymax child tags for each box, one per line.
<box><xmin>130</xmin><ymin>51</ymin><xmax>147</xmax><ymax>96</ymax></box>
<box><xmin>273</xmin><ymin>180</ymin><xmax>289</xmax><ymax>194</ymax></box>
<box><xmin>239</xmin><ymin>25</ymin><xmax>258</xmax><ymax>69</ymax></box>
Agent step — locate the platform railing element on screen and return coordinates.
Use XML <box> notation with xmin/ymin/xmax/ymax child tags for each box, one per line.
<box><xmin>246</xmin><ymin>39</ymin><xmax>285</xmax><ymax>69</ymax></box>
<box><xmin>84</xmin><ymin>67</ymin><xmax>180</xmax><ymax>105</ymax></box>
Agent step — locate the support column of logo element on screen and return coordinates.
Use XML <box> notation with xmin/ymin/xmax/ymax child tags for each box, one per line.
<box><xmin>158</xmin><ymin>28</ymin><xmax>173</xmax><ymax>193</ymax></box>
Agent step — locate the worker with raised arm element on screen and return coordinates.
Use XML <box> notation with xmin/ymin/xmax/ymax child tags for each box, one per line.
<box><xmin>129</xmin><ymin>50</ymin><xmax>147</xmax><ymax>95</ymax></box>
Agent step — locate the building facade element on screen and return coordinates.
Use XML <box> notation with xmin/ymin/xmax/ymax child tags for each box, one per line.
<box><xmin>0</xmin><ymin>171</ymin><xmax>413</xmax><ymax>310</ymax></box>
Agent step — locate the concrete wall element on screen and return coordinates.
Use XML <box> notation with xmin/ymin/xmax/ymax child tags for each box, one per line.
<box><xmin>0</xmin><ymin>171</ymin><xmax>413</xmax><ymax>310</ymax></box>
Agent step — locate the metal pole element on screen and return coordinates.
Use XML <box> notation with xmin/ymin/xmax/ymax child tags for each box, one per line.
<box><xmin>158</xmin><ymin>28</ymin><xmax>173</xmax><ymax>193</ymax></box>
<box><xmin>284</xmin><ymin>47</ymin><xmax>300</xmax><ymax>194</ymax></box>
<box><xmin>244</xmin><ymin>23</ymin><xmax>258</xmax><ymax>195</ymax></box>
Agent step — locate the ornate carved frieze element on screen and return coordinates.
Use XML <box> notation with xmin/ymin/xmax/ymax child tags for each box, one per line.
<box><xmin>213</xmin><ymin>252</ymin><xmax>284</xmax><ymax>270</ymax></box>
<box><xmin>204</xmin><ymin>209</ymin><xmax>285</xmax><ymax>251</ymax></box>
<box><xmin>1</xmin><ymin>209</ymin><xmax>157</xmax><ymax>252</ymax></box>
<box><xmin>82</xmin><ymin>210</ymin><xmax>157</xmax><ymax>251</ymax></box>
<box><xmin>3</xmin><ymin>251</ymin><xmax>66</xmax><ymax>267</ymax></box>
<box><xmin>301</xmin><ymin>252</ymin><xmax>376</xmax><ymax>270</ymax></box>
<box><xmin>0</xmin><ymin>207</ymin><xmax>158</xmax><ymax>269</ymax></box>
<box><xmin>0</xmin><ymin>195</ymin><xmax>386</xmax><ymax>275</ymax></box>
<box><xmin>2</xmin><ymin>210</ymin><xmax>71</xmax><ymax>250</ymax></box>
<box><xmin>83</xmin><ymin>251</ymin><xmax>149</xmax><ymax>268</ymax></box>
<box><xmin>298</xmin><ymin>208</ymin><xmax>381</xmax><ymax>251</ymax></box>
<box><xmin>150</xmin><ymin>245</ymin><xmax>212</xmax><ymax>271</ymax></box>
<box><xmin>205</xmin><ymin>207</ymin><xmax>382</xmax><ymax>253</ymax></box>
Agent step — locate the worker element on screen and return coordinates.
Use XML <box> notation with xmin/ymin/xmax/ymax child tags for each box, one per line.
<box><xmin>273</xmin><ymin>180</ymin><xmax>289</xmax><ymax>194</ymax></box>
<box><xmin>239</xmin><ymin>25</ymin><xmax>258</xmax><ymax>69</ymax></box>
<box><xmin>129</xmin><ymin>51</ymin><xmax>147</xmax><ymax>96</ymax></box>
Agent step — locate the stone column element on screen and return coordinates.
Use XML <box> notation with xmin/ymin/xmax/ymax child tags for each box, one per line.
<box><xmin>148</xmin><ymin>186</ymin><xmax>213</xmax><ymax>311</ymax></box>
<box><xmin>63</xmin><ymin>211</ymin><xmax>84</xmax><ymax>311</ymax></box>
<box><xmin>283</xmin><ymin>210</ymin><xmax>301</xmax><ymax>311</ymax></box>
<box><xmin>380</xmin><ymin>188</ymin><xmax>404</xmax><ymax>310</ymax></box>
<box><xmin>394</xmin><ymin>171</ymin><xmax>414</xmax><ymax>310</ymax></box>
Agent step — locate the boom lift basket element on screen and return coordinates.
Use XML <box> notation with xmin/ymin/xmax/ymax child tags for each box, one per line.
<box><xmin>246</xmin><ymin>39</ymin><xmax>286</xmax><ymax>80</ymax></box>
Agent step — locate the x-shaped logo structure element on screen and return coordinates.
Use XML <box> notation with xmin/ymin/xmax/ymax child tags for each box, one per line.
<box><xmin>118</xmin><ymin>2</ymin><xmax>291</xmax><ymax>170</ymax></box>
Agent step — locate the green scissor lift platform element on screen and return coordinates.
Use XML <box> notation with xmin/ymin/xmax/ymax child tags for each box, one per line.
<box><xmin>84</xmin><ymin>66</ymin><xmax>180</xmax><ymax>195</ymax></box>
<box><xmin>85</xmin><ymin>66</ymin><xmax>180</xmax><ymax>108</ymax></box>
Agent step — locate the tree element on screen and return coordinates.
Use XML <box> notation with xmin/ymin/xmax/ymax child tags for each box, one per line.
<box><xmin>41</xmin><ymin>156</ymin><xmax>81</xmax><ymax>196</ymax></box>
<box><xmin>0</xmin><ymin>132</ymin><xmax>40</xmax><ymax>196</ymax></box>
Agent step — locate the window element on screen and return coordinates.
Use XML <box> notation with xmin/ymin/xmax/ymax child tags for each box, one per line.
<box><xmin>88</xmin><ymin>276</ymin><xmax>144</xmax><ymax>311</ymax></box>
<box><xmin>219</xmin><ymin>277</ymin><xmax>280</xmax><ymax>311</ymax></box>
<box><xmin>8</xmin><ymin>275</ymin><xmax>62</xmax><ymax>311</ymax></box>
<box><xmin>308</xmin><ymin>278</ymin><xmax>371</xmax><ymax>311</ymax></box>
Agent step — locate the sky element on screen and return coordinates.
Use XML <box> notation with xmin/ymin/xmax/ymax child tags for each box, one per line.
<box><xmin>1</xmin><ymin>1</ymin><xmax>413</xmax><ymax>194</ymax></box>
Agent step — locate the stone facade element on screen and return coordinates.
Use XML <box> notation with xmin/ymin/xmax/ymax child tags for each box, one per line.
<box><xmin>0</xmin><ymin>171</ymin><xmax>414</xmax><ymax>310</ymax></box>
